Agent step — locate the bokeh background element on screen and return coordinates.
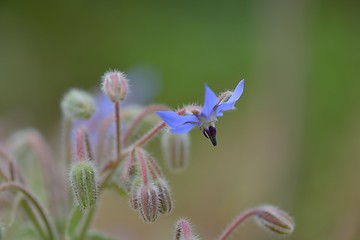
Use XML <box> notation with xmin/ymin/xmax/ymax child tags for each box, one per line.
<box><xmin>1</xmin><ymin>0</ymin><xmax>360</xmax><ymax>239</ymax></box>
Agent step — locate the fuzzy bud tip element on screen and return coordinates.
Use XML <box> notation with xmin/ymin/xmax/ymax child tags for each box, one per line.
<box><xmin>175</xmin><ymin>219</ymin><xmax>200</xmax><ymax>240</ymax></box>
<box><xmin>101</xmin><ymin>70</ymin><xmax>129</xmax><ymax>102</ymax></box>
<box><xmin>137</xmin><ymin>183</ymin><xmax>159</xmax><ymax>223</ymax></box>
<box><xmin>61</xmin><ymin>89</ymin><xmax>96</xmax><ymax>120</ymax></box>
<box><xmin>156</xmin><ymin>178</ymin><xmax>173</xmax><ymax>215</ymax></box>
<box><xmin>255</xmin><ymin>205</ymin><xmax>295</xmax><ymax>235</ymax></box>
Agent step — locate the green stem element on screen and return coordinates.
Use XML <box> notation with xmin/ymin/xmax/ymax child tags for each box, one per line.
<box><xmin>76</xmin><ymin>101</ymin><xmax>122</xmax><ymax>239</ymax></box>
<box><xmin>77</xmin><ymin>208</ymin><xmax>95</xmax><ymax>240</ymax></box>
<box><xmin>20</xmin><ymin>198</ymin><xmax>48</xmax><ymax>240</ymax></box>
<box><xmin>0</xmin><ymin>182</ymin><xmax>57</xmax><ymax>240</ymax></box>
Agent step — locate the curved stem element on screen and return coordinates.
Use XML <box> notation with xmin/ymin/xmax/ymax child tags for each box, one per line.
<box><xmin>218</xmin><ymin>208</ymin><xmax>257</xmax><ymax>240</ymax></box>
<box><xmin>122</xmin><ymin>104</ymin><xmax>170</xmax><ymax>144</ymax></box>
<box><xmin>120</xmin><ymin>150</ymin><xmax>135</xmax><ymax>181</ymax></box>
<box><xmin>20</xmin><ymin>198</ymin><xmax>48</xmax><ymax>240</ymax></box>
<box><xmin>0</xmin><ymin>182</ymin><xmax>57</xmax><ymax>240</ymax></box>
<box><xmin>0</xmin><ymin>146</ymin><xmax>24</xmax><ymax>183</ymax></box>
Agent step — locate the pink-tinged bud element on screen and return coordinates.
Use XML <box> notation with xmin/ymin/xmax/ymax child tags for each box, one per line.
<box><xmin>137</xmin><ymin>183</ymin><xmax>159</xmax><ymax>223</ymax></box>
<box><xmin>156</xmin><ymin>178</ymin><xmax>173</xmax><ymax>215</ymax></box>
<box><xmin>101</xmin><ymin>70</ymin><xmax>129</xmax><ymax>102</ymax></box>
<box><xmin>255</xmin><ymin>205</ymin><xmax>295</xmax><ymax>235</ymax></box>
<box><xmin>175</xmin><ymin>219</ymin><xmax>200</xmax><ymax>240</ymax></box>
<box><xmin>61</xmin><ymin>89</ymin><xmax>96</xmax><ymax>120</ymax></box>
<box><xmin>161</xmin><ymin>132</ymin><xmax>190</xmax><ymax>173</ymax></box>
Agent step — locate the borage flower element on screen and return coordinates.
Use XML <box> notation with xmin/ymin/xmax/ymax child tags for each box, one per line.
<box><xmin>157</xmin><ymin>80</ymin><xmax>244</xmax><ymax>146</ymax></box>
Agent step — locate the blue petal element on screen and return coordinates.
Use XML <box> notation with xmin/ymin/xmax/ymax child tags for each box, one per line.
<box><xmin>215</xmin><ymin>80</ymin><xmax>244</xmax><ymax>116</ymax></box>
<box><xmin>157</xmin><ymin>111</ymin><xmax>199</xmax><ymax>128</ymax></box>
<box><xmin>215</xmin><ymin>102</ymin><xmax>236</xmax><ymax>116</ymax></box>
<box><xmin>170</xmin><ymin>122</ymin><xmax>197</xmax><ymax>134</ymax></box>
<box><xmin>201</xmin><ymin>84</ymin><xmax>219</xmax><ymax>117</ymax></box>
<box><xmin>226</xmin><ymin>80</ymin><xmax>244</xmax><ymax>104</ymax></box>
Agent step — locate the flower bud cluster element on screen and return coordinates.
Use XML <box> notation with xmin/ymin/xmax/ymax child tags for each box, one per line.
<box><xmin>126</xmin><ymin>148</ymin><xmax>173</xmax><ymax>223</ymax></box>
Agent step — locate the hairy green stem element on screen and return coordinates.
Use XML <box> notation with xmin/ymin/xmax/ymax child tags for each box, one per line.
<box><xmin>77</xmin><ymin>208</ymin><xmax>95</xmax><ymax>240</ymax></box>
<box><xmin>20</xmin><ymin>198</ymin><xmax>48</xmax><ymax>240</ymax></box>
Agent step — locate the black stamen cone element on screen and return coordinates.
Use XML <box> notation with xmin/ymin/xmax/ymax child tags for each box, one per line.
<box><xmin>203</xmin><ymin>126</ymin><xmax>217</xmax><ymax>146</ymax></box>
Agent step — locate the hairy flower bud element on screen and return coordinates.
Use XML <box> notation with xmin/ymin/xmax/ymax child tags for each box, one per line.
<box><xmin>101</xmin><ymin>70</ymin><xmax>129</xmax><ymax>102</ymax></box>
<box><xmin>69</xmin><ymin>161</ymin><xmax>98</xmax><ymax>210</ymax></box>
<box><xmin>137</xmin><ymin>183</ymin><xmax>159</xmax><ymax>223</ymax></box>
<box><xmin>61</xmin><ymin>89</ymin><xmax>96</xmax><ymax>120</ymax></box>
<box><xmin>156</xmin><ymin>178</ymin><xmax>173</xmax><ymax>215</ymax></box>
<box><xmin>255</xmin><ymin>205</ymin><xmax>295</xmax><ymax>235</ymax></box>
<box><xmin>161</xmin><ymin>132</ymin><xmax>190</xmax><ymax>173</ymax></box>
<box><xmin>175</xmin><ymin>219</ymin><xmax>200</xmax><ymax>240</ymax></box>
<box><xmin>128</xmin><ymin>177</ymin><xmax>142</xmax><ymax>211</ymax></box>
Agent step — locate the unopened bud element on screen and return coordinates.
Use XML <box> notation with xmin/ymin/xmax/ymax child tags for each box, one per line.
<box><xmin>101</xmin><ymin>70</ymin><xmax>129</xmax><ymax>102</ymax></box>
<box><xmin>69</xmin><ymin>161</ymin><xmax>98</xmax><ymax>210</ymax></box>
<box><xmin>128</xmin><ymin>177</ymin><xmax>142</xmax><ymax>211</ymax></box>
<box><xmin>61</xmin><ymin>89</ymin><xmax>96</xmax><ymax>120</ymax></box>
<box><xmin>156</xmin><ymin>178</ymin><xmax>173</xmax><ymax>215</ymax></box>
<box><xmin>175</xmin><ymin>219</ymin><xmax>200</xmax><ymax>240</ymax></box>
<box><xmin>161</xmin><ymin>132</ymin><xmax>190</xmax><ymax>173</ymax></box>
<box><xmin>255</xmin><ymin>205</ymin><xmax>295</xmax><ymax>235</ymax></box>
<box><xmin>137</xmin><ymin>183</ymin><xmax>159</xmax><ymax>223</ymax></box>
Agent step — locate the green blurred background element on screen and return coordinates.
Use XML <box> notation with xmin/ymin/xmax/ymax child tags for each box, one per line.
<box><xmin>1</xmin><ymin>0</ymin><xmax>360</xmax><ymax>239</ymax></box>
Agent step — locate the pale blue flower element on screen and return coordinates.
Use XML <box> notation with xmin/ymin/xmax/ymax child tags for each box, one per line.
<box><xmin>157</xmin><ymin>80</ymin><xmax>244</xmax><ymax>146</ymax></box>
